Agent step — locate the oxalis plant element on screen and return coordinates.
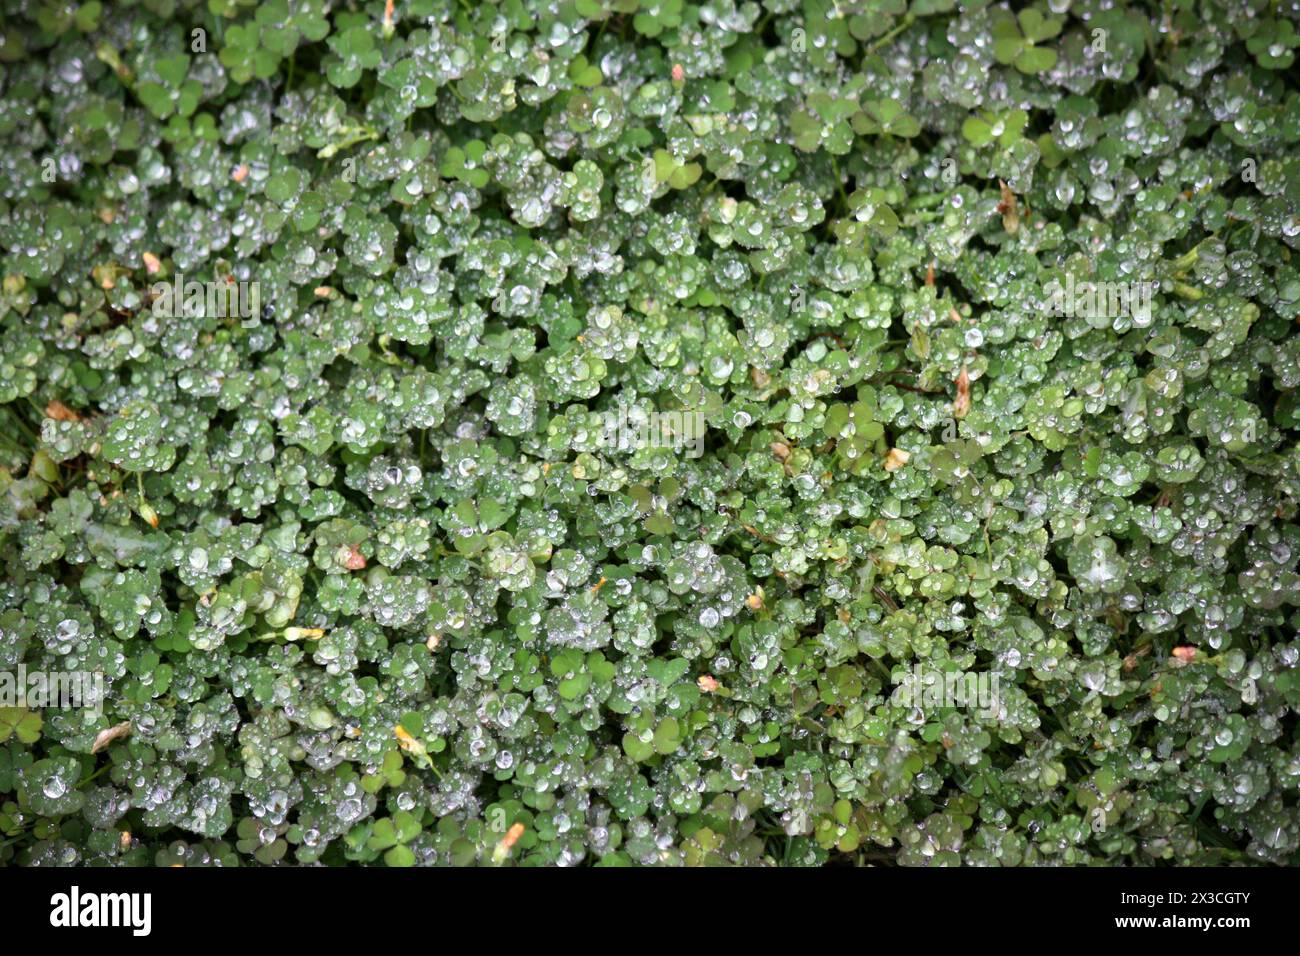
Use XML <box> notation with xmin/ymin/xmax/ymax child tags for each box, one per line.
<box><xmin>0</xmin><ymin>0</ymin><xmax>1297</xmax><ymax>869</ymax></box>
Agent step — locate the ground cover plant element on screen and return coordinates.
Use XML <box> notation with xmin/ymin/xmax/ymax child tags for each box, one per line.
<box><xmin>0</xmin><ymin>0</ymin><xmax>1299</xmax><ymax>867</ymax></box>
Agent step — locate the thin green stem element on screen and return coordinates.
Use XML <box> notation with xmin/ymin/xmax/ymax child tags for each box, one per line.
<box><xmin>866</xmin><ymin>13</ymin><xmax>916</xmax><ymax>53</ymax></box>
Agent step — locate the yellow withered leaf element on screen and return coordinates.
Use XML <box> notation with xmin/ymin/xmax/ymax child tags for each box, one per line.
<box><xmin>394</xmin><ymin>724</ymin><xmax>433</xmax><ymax>769</ymax></box>
<box><xmin>91</xmin><ymin>720</ymin><xmax>132</xmax><ymax>754</ymax></box>
<box><xmin>884</xmin><ymin>448</ymin><xmax>911</xmax><ymax>472</ymax></box>
<box><xmin>953</xmin><ymin>366</ymin><xmax>971</xmax><ymax>420</ymax></box>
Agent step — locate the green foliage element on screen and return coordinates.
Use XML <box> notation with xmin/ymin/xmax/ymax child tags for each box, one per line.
<box><xmin>0</xmin><ymin>0</ymin><xmax>1298</xmax><ymax>869</ymax></box>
